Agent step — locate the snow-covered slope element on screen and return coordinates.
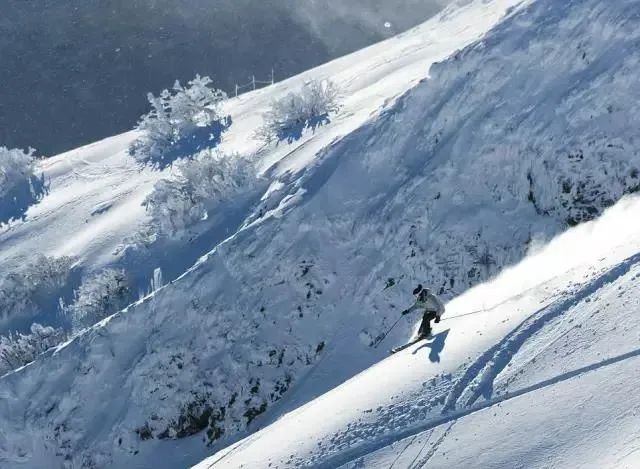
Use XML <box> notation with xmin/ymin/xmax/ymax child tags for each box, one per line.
<box><xmin>2</xmin><ymin>0</ymin><xmax>640</xmax><ymax>467</ymax></box>
<box><xmin>0</xmin><ymin>0</ymin><xmax>509</xmax><ymax>335</ymax></box>
<box><xmin>197</xmin><ymin>195</ymin><xmax>640</xmax><ymax>469</ymax></box>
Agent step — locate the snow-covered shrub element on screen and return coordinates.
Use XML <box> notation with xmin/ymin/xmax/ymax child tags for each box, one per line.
<box><xmin>0</xmin><ymin>146</ymin><xmax>46</xmax><ymax>224</ymax></box>
<box><xmin>0</xmin><ymin>255</ymin><xmax>74</xmax><ymax>323</ymax></box>
<box><xmin>66</xmin><ymin>269</ymin><xmax>131</xmax><ymax>331</ymax></box>
<box><xmin>257</xmin><ymin>79</ymin><xmax>340</xmax><ymax>144</ymax></box>
<box><xmin>0</xmin><ymin>323</ymin><xmax>67</xmax><ymax>375</ymax></box>
<box><xmin>143</xmin><ymin>151</ymin><xmax>255</xmax><ymax>239</ymax></box>
<box><xmin>0</xmin><ymin>147</ymin><xmax>35</xmax><ymax>198</ymax></box>
<box><xmin>129</xmin><ymin>75</ymin><xmax>230</xmax><ymax>168</ymax></box>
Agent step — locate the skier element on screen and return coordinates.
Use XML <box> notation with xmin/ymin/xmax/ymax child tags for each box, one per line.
<box><xmin>401</xmin><ymin>284</ymin><xmax>445</xmax><ymax>340</ymax></box>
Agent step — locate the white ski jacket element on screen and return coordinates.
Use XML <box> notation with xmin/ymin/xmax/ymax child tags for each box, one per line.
<box><xmin>404</xmin><ymin>290</ymin><xmax>445</xmax><ymax>317</ymax></box>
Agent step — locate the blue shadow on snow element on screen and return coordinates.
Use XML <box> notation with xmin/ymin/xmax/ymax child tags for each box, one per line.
<box><xmin>276</xmin><ymin>114</ymin><xmax>331</xmax><ymax>144</ymax></box>
<box><xmin>413</xmin><ymin>328</ymin><xmax>450</xmax><ymax>363</ymax></box>
<box><xmin>0</xmin><ymin>173</ymin><xmax>48</xmax><ymax>226</ymax></box>
<box><xmin>143</xmin><ymin>117</ymin><xmax>232</xmax><ymax>170</ymax></box>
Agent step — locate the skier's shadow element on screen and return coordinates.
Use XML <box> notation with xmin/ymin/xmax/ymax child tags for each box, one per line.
<box><xmin>412</xmin><ymin>329</ymin><xmax>450</xmax><ymax>363</ymax></box>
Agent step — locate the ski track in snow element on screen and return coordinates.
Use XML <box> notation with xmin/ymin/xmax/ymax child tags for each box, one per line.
<box><xmin>334</xmin><ymin>352</ymin><xmax>640</xmax><ymax>468</ymax></box>
<box><xmin>335</xmin><ymin>347</ymin><xmax>640</xmax><ymax>469</ymax></box>
<box><xmin>363</xmin><ymin>264</ymin><xmax>640</xmax><ymax>467</ymax></box>
<box><xmin>311</xmin><ymin>254</ymin><xmax>640</xmax><ymax>469</ymax></box>
<box><xmin>410</xmin><ymin>422</ymin><xmax>455</xmax><ymax>469</ymax></box>
<box><xmin>446</xmin><ymin>251</ymin><xmax>640</xmax><ymax>412</ymax></box>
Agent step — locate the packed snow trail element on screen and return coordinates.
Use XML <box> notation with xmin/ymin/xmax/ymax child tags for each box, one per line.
<box><xmin>196</xmin><ymin>196</ymin><xmax>640</xmax><ymax>468</ymax></box>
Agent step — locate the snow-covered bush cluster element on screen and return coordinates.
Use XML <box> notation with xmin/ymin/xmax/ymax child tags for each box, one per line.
<box><xmin>129</xmin><ymin>75</ymin><xmax>230</xmax><ymax>168</ymax></box>
<box><xmin>526</xmin><ymin>142</ymin><xmax>640</xmax><ymax>227</ymax></box>
<box><xmin>132</xmin><ymin>338</ymin><xmax>313</xmax><ymax>446</ymax></box>
<box><xmin>0</xmin><ymin>255</ymin><xmax>73</xmax><ymax>323</ymax></box>
<box><xmin>0</xmin><ymin>146</ymin><xmax>45</xmax><ymax>224</ymax></box>
<box><xmin>257</xmin><ymin>79</ymin><xmax>340</xmax><ymax>143</ymax></box>
<box><xmin>66</xmin><ymin>268</ymin><xmax>131</xmax><ymax>331</ymax></box>
<box><xmin>0</xmin><ymin>264</ymin><xmax>133</xmax><ymax>374</ymax></box>
<box><xmin>143</xmin><ymin>151</ymin><xmax>255</xmax><ymax>239</ymax></box>
<box><xmin>0</xmin><ymin>147</ymin><xmax>35</xmax><ymax>198</ymax></box>
<box><xmin>0</xmin><ymin>323</ymin><xmax>67</xmax><ymax>376</ymax></box>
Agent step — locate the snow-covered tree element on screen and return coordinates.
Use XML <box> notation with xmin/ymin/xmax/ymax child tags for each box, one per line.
<box><xmin>143</xmin><ymin>151</ymin><xmax>255</xmax><ymax>239</ymax></box>
<box><xmin>129</xmin><ymin>75</ymin><xmax>230</xmax><ymax>168</ymax></box>
<box><xmin>66</xmin><ymin>268</ymin><xmax>131</xmax><ymax>331</ymax></box>
<box><xmin>0</xmin><ymin>323</ymin><xmax>67</xmax><ymax>376</ymax></box>
<box><xmin>0</xmin><ymin>146</ymin><xmax>35</xmax><ymax>198</ymax></box>
<box><xmin>0</xmin><ymin>146</ymin><xmax>46</xmax><ymax>224</ymax></box>
<box><xmin>0</xmin><ymin>255</ymin><xmax>74</xmax><ymax>323</ymax></box>
<box><xmin>257</xmin><ymin>79</ymin><xmax>340</xmax><ymax>143</ymax></box>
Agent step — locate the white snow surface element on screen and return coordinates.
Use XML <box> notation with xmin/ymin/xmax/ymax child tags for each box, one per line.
<box><xmin>2</xmin><ymin>0</ymin><xmax>640</xmax><ymax>467</ymax></box>
<box><xmin>196</xmin><ymin>195</ymin><xmax>640</xmax><ymax>468</ymax></box>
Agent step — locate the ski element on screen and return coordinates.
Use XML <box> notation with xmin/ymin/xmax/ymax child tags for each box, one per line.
<box><xmin>389</xmin><ymin>335</ymin><xmax>430</xmax><ymax>354</ymax></box>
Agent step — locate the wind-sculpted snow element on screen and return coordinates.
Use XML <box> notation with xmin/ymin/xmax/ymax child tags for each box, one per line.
<box><xmin>2</xmin><ymin>0</ymin><xmax>640</xmax><ymax>467</ymax></box>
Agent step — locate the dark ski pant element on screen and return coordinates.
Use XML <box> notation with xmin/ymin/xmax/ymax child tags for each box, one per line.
<box><xmin>418</xmin><ymin>311</ymin><xmax>438</xmax><ymax>337</ymax></box>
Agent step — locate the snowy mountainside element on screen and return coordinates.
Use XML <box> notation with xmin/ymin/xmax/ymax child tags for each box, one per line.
<box><xmin>2</xmin><ymin>0</ymin><xmax>640</xmax><ymax>467</ymax></box>
<box><xmin>0</xmin><ymin>0</ymin><xmax>510</xmax><ymax>335</ymax></box>
<box><xmin>197</xmin><ymin>195</ymin><xmax>640</xmax><ymax>469</ymax></box>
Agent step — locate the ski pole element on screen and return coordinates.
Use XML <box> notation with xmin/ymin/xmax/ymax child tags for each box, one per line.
<box><xmin>372</xmin><ymin>315</ymin><xmax>403</xmax><ymax>348</ymax></box>
<box><xmin>440</xmin><ymin>308</ymin><xmax>486</xmax><ymax>322</ymax></box>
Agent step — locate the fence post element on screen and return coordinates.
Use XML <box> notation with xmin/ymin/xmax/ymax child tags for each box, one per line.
<box><xmin>235</xmin><ymin>84</ymin><xmax>238</xmax><ymax>97</ymax></box>
<box><xmin>252</xmin><ymin>75</ymin><xmax>256</xmax><ymax>90</ymax></box>
<box><xmin>271</xmin><ymin>68</ymin><xmax>275</xmax><ymax>85</ymax></box>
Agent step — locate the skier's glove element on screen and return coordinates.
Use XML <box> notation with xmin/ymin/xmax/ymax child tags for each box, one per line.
<box><xmin>435</xmin><ymin>317</ymin><xmax>441</xmax><ymax>323</ymax></box>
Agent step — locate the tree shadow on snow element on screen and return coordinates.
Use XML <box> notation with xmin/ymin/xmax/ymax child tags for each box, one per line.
<box><xmin>144</xmin><ymin>117</ymin><xmax>232</xmax><ymax>171</ymax></box>
<box><xmin>276</xmin><ymin>114</ymin><xmax>331</xmax><ymax>145</ymax></box>
<box><xmin>413</xmin><ymin>329</ymin><xmax>450</xmax><ymax>363</ymax></box>
<box><xmin>0</xmin><ymin>173</ymin><xmax>48</xmax><ymax>226</ymax></box>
